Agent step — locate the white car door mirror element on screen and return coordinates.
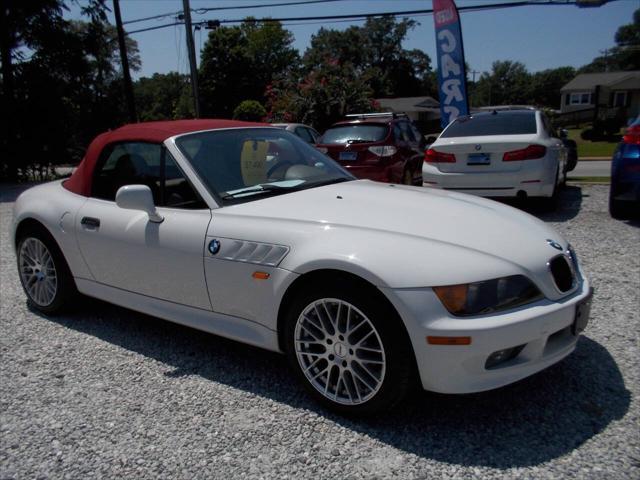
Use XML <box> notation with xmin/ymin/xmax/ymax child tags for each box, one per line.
<box><xmin>115</xmin><ymin>185</ymin><xmax>164</xmax><ymax>223</ymax></box>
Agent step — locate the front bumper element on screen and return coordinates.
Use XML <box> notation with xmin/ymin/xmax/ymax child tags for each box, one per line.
<box><xmin>382</xmin><ymin>277</ymin><xmax>592</xmax><ymax>394</ymax></box>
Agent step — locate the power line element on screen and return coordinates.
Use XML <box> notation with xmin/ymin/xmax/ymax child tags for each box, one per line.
<box><xmin>122</xmin><ymin>0</ymin><xmax>345</xmax><ymax>26</ymax></box>
<box><xmin>126</xmin><ymin>1</ymin><xmax>577</xmax><ymax>35</ymax></box>
<box><xmin>192</xmin><ymin>0</ymin><xmax>346</xmax><ymax>15</ymax></box>
<box><xmin>197</xmin><ymin>1</ymin><xmax>576</xmax><ymax>27</ymax></box>
<box><xmin>129</xmin><ymin>22</ymin><xmax>183</xmax><ymax>35</ymax></box>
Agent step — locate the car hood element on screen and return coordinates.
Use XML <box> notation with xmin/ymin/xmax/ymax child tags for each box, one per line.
<box><xmin>218</xmin><ymin>180</ymin><xmax>566</xmax><ymax>271</ymax></box>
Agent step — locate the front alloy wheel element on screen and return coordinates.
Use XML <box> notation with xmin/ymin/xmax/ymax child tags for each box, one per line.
<box><xmin>294</xmin><ymin>298</ymin><xmax>386</xmax><ymax>405</ymax></box>
<box><xmin>284</xmin><ymin>279</ymin><xmax>415</xmax><ymax>414</ymax></box>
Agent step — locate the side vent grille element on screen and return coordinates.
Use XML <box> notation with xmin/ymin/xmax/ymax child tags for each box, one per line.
<box><xmin>219</xmin><ymin>240</ymin><xmax>289</xmax><ymax>266</ymax></box>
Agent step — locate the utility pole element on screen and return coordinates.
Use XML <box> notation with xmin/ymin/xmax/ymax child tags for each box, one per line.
<box><xmin>599</xmin><ymin>48</ymin><xmax>610</xmax><ymax>72</ymax></box>
<box><xmin>1</xmin><ymin>1</ymin><xmax>17</xmax><ymax>179</ymax></box>
<box><xmin>182</xmin><ymin>0</ymin><xmax>201</xmax><ymax>118</ymax></box>
<box><xmin>469</xmin><ymin>70</ymin><xmax>480</xmax><ymax>83</ymax></box>
<box><xmin>113</xmin><ymin>0</ymin><xmax>137</xmax><ymax>123</ymax></box>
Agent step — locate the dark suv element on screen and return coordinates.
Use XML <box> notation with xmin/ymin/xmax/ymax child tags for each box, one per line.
<box><xmin>316</xmin><ymin>113</ymin><xmax>425</xmax><ymax>185</ymax></box>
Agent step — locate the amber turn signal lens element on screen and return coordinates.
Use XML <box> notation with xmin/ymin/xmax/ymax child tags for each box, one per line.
<box><xmin>427</xmin><ymin>336</ymin><xmax>472</xmax><ymax>345</ymax></box>
<box><xmin>252</xmin><ymin>271</ymin><xmax>270</xmax><ymax>280</ymax></box>
<box><xmin>433</xmin><ymin>284</ymin><xmax>468</xmax><ymax>314</ymax></box>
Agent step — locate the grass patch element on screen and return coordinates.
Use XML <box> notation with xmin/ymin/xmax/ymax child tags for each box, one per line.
<box><xmin>567</xmin><ymin>176</ymin><xmax>610</xmax><ymax>184</ymax></box>
<box><xmin>566</xmin><ymin>128</ymin><xmax>618</xmax><ymax>158</ymax></box>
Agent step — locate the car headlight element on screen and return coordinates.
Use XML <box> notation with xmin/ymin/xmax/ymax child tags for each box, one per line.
<box><xmin>433</xmin><ymin>275</ymin><xmax>543</xmax><ymax>317</ymax></box>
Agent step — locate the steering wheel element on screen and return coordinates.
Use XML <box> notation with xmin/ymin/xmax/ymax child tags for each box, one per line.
<box><xmin>267</xmin><ymin>161</ymin><xmax>293</xmax><ymax>180</ymax></box>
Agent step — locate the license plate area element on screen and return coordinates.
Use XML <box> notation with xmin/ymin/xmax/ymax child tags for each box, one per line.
<box><xmin>467</xmin><ymin>153</ymin><xmax>491</xmax><ymax>165</ymax></box>
<box><xmin>572</xmin><ymin>287</ymin><xmax>593</xmax><ymax>335</ymax></box>
<box><xmin>339</xmin><ymin>151</ymin><xmax>358</xmax><ymax>161</ymax></box>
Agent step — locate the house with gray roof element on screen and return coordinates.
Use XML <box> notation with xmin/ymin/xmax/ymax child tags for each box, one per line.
<box><xmin>375</xmin><ymin>96</ymin><xmax>440</xmax><ymax>122</ymax></box>
<box><xmin>375</xmin><ymin>96</ymin><xmax>441</xmax><ymax>133</ymax></box>
<box><xmin>559</xmin><ymin>71</ymin><xmax>640</xmax><ymax>121</ymax></box>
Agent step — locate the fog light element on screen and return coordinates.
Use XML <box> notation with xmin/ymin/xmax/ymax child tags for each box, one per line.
<box><xmin>485</xmin><ymin>345</ymin><xmax>525</xmax><ymax>369</ymax></box>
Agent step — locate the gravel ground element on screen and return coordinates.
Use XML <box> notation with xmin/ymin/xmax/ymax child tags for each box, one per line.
<box><xmin>1</xmin><ymin>183</ymin><xmax>639</xmax><ymax>479</ymax></box>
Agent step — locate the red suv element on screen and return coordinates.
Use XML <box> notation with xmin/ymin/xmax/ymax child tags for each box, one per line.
<box><xmin>316</xmin><ymin>113</ymin><xmax>425</xmax><ymax>185</ymax></box>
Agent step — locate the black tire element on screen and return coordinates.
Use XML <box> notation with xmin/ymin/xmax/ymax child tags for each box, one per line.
<box><xmin>283</xmin><ymin>277</ymin><xmax>415</xmax><ymax>415</ymax></box>
<box><xmin>538</xmin><ymin>168</ymin><xmax>560</xmax><ymax>212</ymax></box>
<box><xmin>609</xmin><ymin>195</ymin><xmax>633</xmax><ymax>219</ymax></box>
<box><xmin>16</xmin><ymin>224</ymin><xmax>78</xmax><ymax>315</ymax></box>
<box><xmin>402</xmin><ymin>169</ymin><xmax>413</xmax><ymax>185</ymax></box>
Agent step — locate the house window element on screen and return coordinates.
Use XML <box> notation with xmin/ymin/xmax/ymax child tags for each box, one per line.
<box><xmin>613</xmin><ymin>91</ymin><xmax>627</xmax><ymax>107</ymax></box>
<box><xmin>569</xmin><ymin>92</ymin><xmax>592</xmax><ymax>105</ymax></box>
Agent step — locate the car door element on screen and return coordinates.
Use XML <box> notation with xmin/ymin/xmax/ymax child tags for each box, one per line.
<box><xmin>75</xmin><ymin>141</ymin><xmax>213</xmax><ymax>310</ymax></box>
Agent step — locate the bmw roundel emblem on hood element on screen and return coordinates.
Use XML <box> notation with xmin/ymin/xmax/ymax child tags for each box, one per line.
<box><xmin>546</xmin><ymin>239</ymin><xmax>563</xmax><ymax>251</ymax></box>
<box><xmin>208</xmin><ymin>239</ymin><xmax>221</xmax><ymax>255</ymax></box>
<box><xmin>474</xmin><ymin>144</ymin><xmax>482</xmax><ymax>151</ymax></box>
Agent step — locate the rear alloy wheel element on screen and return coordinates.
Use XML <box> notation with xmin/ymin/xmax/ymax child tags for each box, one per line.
<box><xmin>284</xmin><ymin>281</ymin><xmax>414</xmax><ymax>414</ymax></box>
<box><xmin>17</xmin><ymin>228</ymin><xmax>77</xmax><ymax>314</ymax></box>
<box><xmin>19</xmin><ymin>238</ymin><xmax>58</xmax><ymax>307</ymax></box>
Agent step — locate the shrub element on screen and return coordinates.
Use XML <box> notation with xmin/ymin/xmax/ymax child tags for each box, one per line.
<box><xmin>581</xmin><ymin>128</ymin><xmax>595</xmax><ymax>141</ymax></box>
<box><xmin>232</xmin><ymin>100</ymin><xmax>267</xmax><ymax>122</ymax></box>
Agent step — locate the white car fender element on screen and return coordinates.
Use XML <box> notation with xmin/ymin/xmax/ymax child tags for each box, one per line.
<box><xmin>12</xmin><ymin>181</ymin><xmax>93</xmax><ymax>280</ymax></box>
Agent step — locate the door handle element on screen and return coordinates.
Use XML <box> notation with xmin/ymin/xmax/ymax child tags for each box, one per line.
<box><xmin>81</xmin><ymin>216</ymin><xmax>101</xmax><ymax>228</ymax></box>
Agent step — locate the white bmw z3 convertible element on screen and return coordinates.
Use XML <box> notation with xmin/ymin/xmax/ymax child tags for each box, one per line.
<box><xmin>12</xmin><ymin>119</ymin><xmax>593</xmax><ymax>414</ymax></box>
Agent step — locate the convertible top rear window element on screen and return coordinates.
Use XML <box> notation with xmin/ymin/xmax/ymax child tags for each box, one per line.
<box><xmin>441</xmin><ymin>112</ymin><xmax>538</xmax><ymax>138</ymax></box>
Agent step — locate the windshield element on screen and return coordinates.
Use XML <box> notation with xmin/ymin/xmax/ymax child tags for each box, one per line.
<box><xmin>321</xmin><ymin>124</ymin><xmax>389</xmax><ymax>144</ymax></box>
<box><xmin>441</xmin><ymin>111</ymin><xmax>538</xmax><ymax>138</ymax></box>
<box><xmin>175</xmin><ymin>128</ymin><xmax>354</xmax><ymax>204</ymax></box>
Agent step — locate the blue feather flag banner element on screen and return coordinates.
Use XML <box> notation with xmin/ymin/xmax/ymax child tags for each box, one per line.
<box><xmin>433</xmin><ymin>0</ymin><xmax>469</xmax><ymax>129</ymax></box>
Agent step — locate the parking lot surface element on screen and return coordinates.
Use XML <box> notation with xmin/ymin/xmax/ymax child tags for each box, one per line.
<box><xmin>1</xmin><ymin>183</ymin><xmax>639</xmax><ymax>480</ymax></box>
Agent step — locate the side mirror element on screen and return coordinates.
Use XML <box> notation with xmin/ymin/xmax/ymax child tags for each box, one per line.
<box><xmin>559</xmin><ymin>129</ymin><xmax>568</xmax><ymax>139</ymax></box>
<box><xmin>116</xmin><ymin>185</ymin><xmax>164</xmax><ymax>223</ymax></box>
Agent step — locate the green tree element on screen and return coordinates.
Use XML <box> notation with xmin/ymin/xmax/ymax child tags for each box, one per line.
<box><xmin>303</xmin><ymin>16</ymin><xmax>434</xmax><ymax>99</ymax></box>
<box><xmin>472</xmin><ymin>61</ymin><xmax>532</xmax><ymax>107</ymax></box>
<box><xmin>1</xmin><ymin>0</ymin><xmax>142</xmax><ymax>180</ymax></box>
<box><xmin>199</xmin><ymin>19</ymin><xmax>299</xmax><ymax>118</ymax></box>
<box><xmin>580</xmin><ymin>8</ymin><xmax>640</xmax><ymax>72</ymax></box>
<box><xmin>135</xmin><ymin>73</ymin><xmax>194</xmax><ymax>121</ymax></box>
<box><xmin>266</xmin><ymin>59</ymin><xmax>374</xmax><ymax>131</ymax></box>
<box><xmin>529</xmin><ymin>66</ymin><xmax>576</xmax><ymax>108</ymax></box>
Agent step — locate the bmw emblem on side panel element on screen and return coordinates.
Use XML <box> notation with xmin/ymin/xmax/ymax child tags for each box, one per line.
<box><xmin>208</xmin><ymin>239</ymin><xmax>221</xmax><ymax>255</ymax></box>
<box><xmin>546</xmin><ymin>239</ymin><xmax>563</xmax><ymax>251</ymax></box>
<box><xmin>475</xmin><ymin>144</ymin><xmax>482</xmax><ymax>151</ymax></box>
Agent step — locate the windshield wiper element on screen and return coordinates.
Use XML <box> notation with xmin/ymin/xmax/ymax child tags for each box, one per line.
<box><xmin>220</xmin><ymin>184</ymin><xmax>290</xmax><ymax>200</ymax></box>
<box><xmin>346</xmin><ymin>139</ymin><xmax>371</xmax><ymax>144</ymax></box>
<box><xmin>298</xmin><ymin>177</ymin><xmax>352</xmax><ymax>189</ymax></box>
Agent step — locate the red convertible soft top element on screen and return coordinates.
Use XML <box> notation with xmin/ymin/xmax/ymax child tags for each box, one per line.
<box><xmin>64</xmin><ymin>119</ymin><xmax>267</xmax><ymax>196</ymax></box>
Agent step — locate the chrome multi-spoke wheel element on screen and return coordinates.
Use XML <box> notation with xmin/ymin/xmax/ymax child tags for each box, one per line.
<box><xmin>294</xmin><ymin>298</ymin><xmax>386</xmax><ymax>405</ymax></box>
<box><xmin>19</xmin><ymin>237</ymin><xmax>58</xmax><ymax>307</ymax></box>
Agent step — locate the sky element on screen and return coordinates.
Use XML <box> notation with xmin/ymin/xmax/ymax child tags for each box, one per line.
<box><xmin>66</xmin><ymin>0</ymin><xmax>639</xmax><ymax>79</ymax></box>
